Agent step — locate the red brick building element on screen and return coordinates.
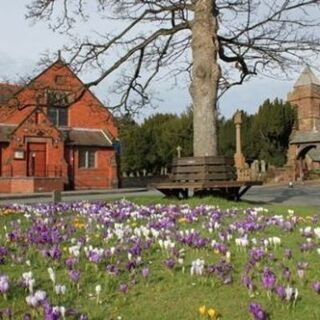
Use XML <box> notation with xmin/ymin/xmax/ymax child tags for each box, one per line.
<box><xmin>287</xmin><ymin>66</ymin><xmax>320</xmax><ymax>180</ymax></box>
<box><xmin>0</xmin><ymin>59</ymin><xmax>118</xmax><ymax>193</ymax></box>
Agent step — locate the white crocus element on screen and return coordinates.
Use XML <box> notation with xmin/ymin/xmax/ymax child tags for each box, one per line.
<box><xmin>95</xmin><ymin>284</ymin><xmax>102</xmax><ymax>304</ymax></box>
<box><xmin>314</xmin><ymin>227</ymin><xmax>320</xmax><ymax>239</ymax></box>
<box><xmin>190</xmin><ymin>258</ymin><xmax>205</xmax><ymax>276</ymax></box>
<box><xmin>225</xmin><ymin>251</ymin><xmax>231</xmax><ymax>263</ymax></box>
<box><xmin>60</xmin><ymin>306</ymin><xmax>66</xmax><ymax>319</ymax></box>
<box><xmin>48</xmin><ymin>267</ymin><xmax>56</xmax><ymax>285</ymax></box>
<box><xmin>55</xmin><ymin>284</ymin><xmax>66</xmax><ymax>295</ymax></box>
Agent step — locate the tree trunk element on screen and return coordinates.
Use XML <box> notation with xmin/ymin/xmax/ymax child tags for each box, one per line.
<box><xmin>190</xmin><ymin>0</ymin><xmax>220</xmax><ymax>157</ymax></box>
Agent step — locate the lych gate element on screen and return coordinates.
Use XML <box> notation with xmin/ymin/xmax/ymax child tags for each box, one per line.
<box><xmin>286</xmin><ymin>66</ymin><xmax>320</xmax><ymax>181</ymax></box>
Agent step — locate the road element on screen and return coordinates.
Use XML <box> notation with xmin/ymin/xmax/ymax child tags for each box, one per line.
<box><xmin>0</xmin><ymin>184</ymin><xmax>319</xmax><ymax>207</ymax></box>
<box><xmin>242</xmin><ymin>183</ymin><xmax>320</xmax><ymax>207</ymax></box>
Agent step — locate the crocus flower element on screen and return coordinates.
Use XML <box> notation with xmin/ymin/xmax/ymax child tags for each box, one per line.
<box><xmin>34</xmin><ymin>290</ymin><xmax>46</xmax><ymax>303</ymax></box>
<box><xmin>284</xmin><ymin>248</ymin><xmax>292</xmax><ymax>259</ymax></box>
<box><xmin>0</xmin><ymin>274</ymin><xmax>9</xmax><ymax>294</ymax></box>
<box><xmin>48</xmin><ymin>267</ymin><xmax>56</xmax><ymax>285</ymax></box>
<box><xmin>312</xmin><ymin>281</ymin><xmax>320</xmax><ymax>294</ymax></box>
<box><xmin>190</xmin><ymin>259</ymin><xmax>205</xmax><ymax>276</ymax></box>
<box><xmin>164</xmin><ymin>258</ymin><xmax>175</xmax><ymax>269</ymax></box>
<box><xmin>55</xmin><ymin>284</ymin><xmax>66</xmax><ymax>295</ymax></box>
<box><xmin>142</xmin><ymin>267</ymin><xmax>150</xmax><ymax>280</ymax></box>
<box><xmin>199</xmin><ymin>305</ymin><xmax>206</xmax><ymax>316</ymax></box>
<box><xmin>119</xmin><ymin>283</ymin><xmax>128</xmax><ymax>294</ymax></box>
<box><xmin>95</xmin><ymin>284</ymin><xmax>101</xmax><ymax>303</ymax></box>
<box><xmin>26</xmin><ymin>294</ymin><xmax>39</xmax><ymax>307</ymax></box>
<box><xmin>207</xmin><ymin>308</ymin><xmax>217</xmax><ymax>319</ymax></box>
<box><xmin>282</xmin><ymin>267</ymin><xmax>291</xmax><ymax>281</ymax></box>
<box><xmin>262</xmin><ymin>268</ymin><xmax>276</xmax><ymax>290</ymax></box>
<box><xmin>275</xmin><ymin>285</ymin><xmax>286</xmax><ymax>300</ymax></box>
<box><xmin>285</xmin><ymin>285</ymin><xmax>298</xmax><ymax>302</ymax></box>
<box><xmin>249</xmin><ymin>303</ymin><xmax>267</xmax><ymax>320</ymax></box>
<box><xmin>69</xmin><ymin>270</ymin><xmax>80</xmax><ymax>283</ymax></box>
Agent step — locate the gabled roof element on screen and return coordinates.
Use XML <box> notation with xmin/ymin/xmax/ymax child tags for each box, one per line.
<box><xmin>0</xmin><ymin>124</ymin><xmax>16</xmax><ymax>142</ymax></box>
<box><xmin>290</xmin><ymin>131</ymin><xmax>320</xmax><ymax>144</ymax></box>
<box><xmin>307</xmin><ymin>146</ymin><xmax>320</xmax><ymax>162</ymax></box>
<box><xmin>0</xmin><ymin>83</ymin><xmax>22</xmax><ymax>104</ymax></box>
<box><xmin>61</xmin><ymin>128</ymin><xmax>113</xmax><ymax>147</ymax></box>
<box><xmin>0</xmin><ymin>123</ymin><xmax>113</xmax><ymax>147</ymax></box>
<box><xmin>294</xmin><ymin>66</ymin><xmax>320</xmax><ymax>87</ymax></box>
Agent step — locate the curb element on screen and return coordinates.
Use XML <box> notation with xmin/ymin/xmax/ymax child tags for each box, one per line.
<box><xmin>0</xmin><ymin>188</ymin><xmax>148</xmax><ymax>201</ymax></box>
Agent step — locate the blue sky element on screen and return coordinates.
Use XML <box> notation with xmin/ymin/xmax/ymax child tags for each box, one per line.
<box><xmin>0</xmin><ymin>2</ymin><xmax>307</xmax><ymax>120</ymax></box>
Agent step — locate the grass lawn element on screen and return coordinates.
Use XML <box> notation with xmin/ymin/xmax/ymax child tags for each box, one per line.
<box><xmin>0</xmin><ymin>196</ymin><xmax>319</xmax><ymax>319</ymax></box>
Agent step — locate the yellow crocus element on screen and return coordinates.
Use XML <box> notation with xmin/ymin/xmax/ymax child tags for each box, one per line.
<box><xmin>207</xmin><ymin>308</ymin><xmax>216</xmax><ymax>319</ymax></box>
<box><xmin>199</xmin><ymin>305</ymin><xmax>206</xmax><ymax>316</ymax></box>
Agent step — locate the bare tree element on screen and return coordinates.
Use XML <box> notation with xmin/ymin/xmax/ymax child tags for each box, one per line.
<box><xmin>26</xmin><ymin>0</ymin><xmax>320</xmax><ymax>157</ymax></box>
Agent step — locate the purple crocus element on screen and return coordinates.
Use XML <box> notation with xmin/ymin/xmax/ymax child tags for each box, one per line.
<box><xmin>282</xmin><ymin>267</ymin><xmax>291</xmax><ymax>281</ymax></box>
<box><xmin>249</xmin><ymin>303</ymin><xmax>267</xmax><ymax>320</ymax></box>
<box><xmin>262</xmin><ymin>268</ymin><xmax>276</xmax><ymax>290</ymax></box>
<box><xmin>142</xmin><ymin>267</ymin><xmax>150</xmax><ymax>279</ymax></box>
<box><xmin>164</xmin><ymin>258</ymin><xmax>175</xmax><ymax>269</ymax></box>
<box><xmin>275</xmin><ymin>285</ymin><xmax>286</xmax><ymax>300</ymax></box>
<box><xmin>119</xmin><ymin>283</ymin><xmax>128</xmax><ymax>294</ymax></box>
<box><xmin>69</xmin><ymin>270</ymin><xmax>81</xmax><ymax>283</ymax></box>
<box><xmin>242</xmin><ymin>275</ymin><xmax>255</xmax><ymax>292</ymax></box>
<box><xmin>312</xmin><ymin>281</ymin><xmax>320</xmax><ymax>294</ymax></box>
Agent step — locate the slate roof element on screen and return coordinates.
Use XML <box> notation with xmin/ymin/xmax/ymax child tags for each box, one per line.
<box><xmin>290</xmin><ymin>131</ymin><xmax>320</xmax><ymax>144</ymax></box>
<box><xmin>294</xmin><ymin>66</ymin><xmax>320</xmax><ymax>87</ymax></box>
<box><xmin>0</xmin><ymin>124</ymin><xmax>16</xmax><ymax>142</ymax></box>
<box><xmin>0</xmin><ymin>83</ymin><xmax>21</xmax><ymax>104</ymax></box>
<box><xmin>0</xmin><ymin>124</ymin><xmax>113</xmax><ymax>147</ymax></box>
<box><xmin>61</xmin><ymin>128</ymin><xmax>113</xmax><ymax>147</ymax></box>
<box><xmin>307</xmin><ymin>146</ymin><xmax>320</xmax><ymax>162</ymax></box>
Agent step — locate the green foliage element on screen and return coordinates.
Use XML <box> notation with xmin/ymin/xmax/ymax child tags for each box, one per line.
<box><xmin>218</xmin><ymin>112</ymin><xmax>254</xmax><ymax>159</ymax></box>
<box><xmin>251</xmin><ymin>98</ymin><xmax>296</xmax><ymax>166</ymax></box>
<box><xmin>118</xmin><ymin>99</ymin><xmax>295</xmax><ymax>173</ymax></box>
<box><xmin>117</xmin><ymin>109</ymin><xmax>193</xmax><ymax>174</ymax></box>
<box><xmin>218</xmin><ymin>99</ymin><xmax>296</xmax><ymax>166</ymax></box>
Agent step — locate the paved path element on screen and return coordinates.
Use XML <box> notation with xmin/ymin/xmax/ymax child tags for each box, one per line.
<box><xmin>0</xmin><ymin>184</ymin><xmax>319</xmax><ymax>207</ymax></box>
<box><xmin>242</xmin><ymin>183</ymin><xmax>320</xmax><ymax>207</ymax></box>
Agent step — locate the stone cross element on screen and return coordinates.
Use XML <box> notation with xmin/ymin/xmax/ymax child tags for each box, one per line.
<box><xmin>233</xmin><ymin>110</ymin><xmax>246</xmax><ymax>170</ymax></box>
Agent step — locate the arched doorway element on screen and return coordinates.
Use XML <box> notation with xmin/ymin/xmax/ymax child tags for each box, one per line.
<box><xmin>296</xmin><ymin>144</ymin><xmax>317</xmax><ymax>180</ymax></box>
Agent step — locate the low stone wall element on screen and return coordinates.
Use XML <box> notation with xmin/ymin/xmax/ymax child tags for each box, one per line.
<box><xmin>0</xmin><ymin>177</ymin><xmax>64</xmax><ymax>193</ymax></box>
<box><xmin>121</xmin><ymin>175</ymin><xmax>169</xmax><ymax>188</ymax></box>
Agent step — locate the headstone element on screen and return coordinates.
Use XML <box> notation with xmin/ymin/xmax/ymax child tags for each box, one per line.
<box><xmin>251</xmin><ymin>160</ymin><xmax>260</xmax><ymax>180</ymax></box>
<box><xmin>52</xmin><ymin>190</ymin><xmax>61</xmax><ymax>203</ymax></box>
<box><xmin>260</xmin><ymin>160</ymin><xmax>266</xmax><ymax>173</ymax></box>
<box><xmin>176</xmin><ymin>146</ymin><xmax>182</xmax><ymax>158</ymax></box>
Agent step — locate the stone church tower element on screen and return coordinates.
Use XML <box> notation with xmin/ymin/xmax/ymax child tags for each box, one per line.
<box><xmin>287</xmin><ymin>66</ymin><xmax>320</xmax><ymax>180</ymax></box>
<box><xmin>288</xmin><ymin>66</ymin><xmax>320</xmax><ymax>131</ymax></box>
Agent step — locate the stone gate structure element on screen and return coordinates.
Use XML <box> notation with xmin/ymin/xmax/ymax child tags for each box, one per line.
<box><xmin>287</xmin><ymin>66</ymin><xmax>320</xmax><ymax>180</ymax></box>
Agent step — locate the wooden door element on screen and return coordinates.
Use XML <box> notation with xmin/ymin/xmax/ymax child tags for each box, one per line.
<box><xmin>27</xmin><ymin>143</ymin><xmax>47</xmax><ymax>177</ymax></box>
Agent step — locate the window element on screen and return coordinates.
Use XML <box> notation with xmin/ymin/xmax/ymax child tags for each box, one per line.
<box><xmin>55</xmin><ymin>75</ymin><xmax>66</xmax><ymax>85</ymax></box>
<box><xmin>48</xmin><ymin>107</ymin><xmax>68</xmax><ymax>126</ymax></box>
<box><xmin>47</xmin><ymin>90</ymin><xmax>69</xmax><ymax>126</ymax></box>
<box><xmin>79</xmin><ymin>149</ymin><xmax>96</xmax><ymax>168</ymax></box>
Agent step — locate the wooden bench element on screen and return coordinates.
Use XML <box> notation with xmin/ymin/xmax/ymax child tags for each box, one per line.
<box><xmin>151</xmin><ymin>156</ymin><xmax>262</xmax><ymax>200</ymax></box>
